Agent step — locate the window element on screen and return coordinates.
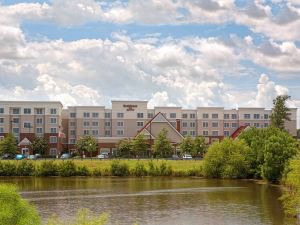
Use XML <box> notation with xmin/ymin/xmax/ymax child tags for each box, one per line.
<box><xmin>148</xmin><ymin>113</ymin><xmax>153</xmax><ymax>118</ymax></box>
<box><xmin>117</xmin><ymin>129</ymin><xmax>124</xmax><ymax>136</ymax></box>
<box><xmin>0</xmin><ymin>118</ymin><xmax>3</xmax><ymax>123</ymax></box>
<box><xmin>50</xmin><ymin>108</ymin><xmax>57</xmax><ymax>115</ymax></box>
<box><xmin>36</xmin><ymin>108</ymin><xmax>43</xmax><ymax>114</ymax></box>
<box><xmin>117</xmin><ymin>121</ymin><xmax>124</xmax><ymax>127</ymax></box>
<box><xmin>264</xmin><ymin>114</ymin><xmax>269</xmax><ymax>119</ymax></box>
<box><xmin>232</xmin><ymin>114</ymin><xmax>237</xmax><ymax>119</ymax></box>
<box><xmin>264</xmin><ymin>123</ymin><xmax>269</xmax><ymax>127</ymax></box>
<box><xmin>70</xmin><ymin>113</ymin><xmax>76</xmax><ymax>118</ymax></box>
<box><xmin>69</xmin><ymin>139</ymin><xmax>76</xmax><ymax>144</ymax></box>
<box><xmin>83</xmin><ymin>130</ymin><xmax>89</xmax><ymax>135</ymax></box>
<box><xmin>83</xmin><ymin>112</ymin><xmax>90</xmax><ymax>118</ymax></box>
<box><xmin>137</xmin><ymin>121</ymin><xmax>144</xmax><ymax>127</ymax></box>
<box><xmin>105</xmin><ymin>112</ymin><xmax>111</xmax><ymax>118</ymax></box>
<box><xmin>23</xmin><ymin>122</ymin><xmax>31</xmax><ymax>128</ymax></box>
<box><xmin>137</xmin><ymin>113</ymin><xmax>144</xmax><ymax>118</ymax></box>
<box><xmin>254</xmin><ymin>114</ymin><xmax>260</xmax><ymax>119</ymax></box>
<box><xmin>12</xmin><ymin>108</ymin><xmax>20</xmax><ymax>114</ymax></box>
<box><xmin>182</xmin><ymin>122</ymin><xmax>188</xmax><ymax>128</ymax></box>
<box><xmin>190</xmin><ymin>113</ymin><xmax>196</xmax><ymax>119</ymax></box>
<box><xmin>105</xmin><ymin>130</ymin><xmax>111</xmax><ymax>136</ymax></box>
<box><xmin>212</xmin><ymin>114</ymin><xmax>218</xmax><ymax>119</ymax></box>
<box><xmin>36</xmin><ymin>127</ymin><xmax>43</xmax><ymax>134</ymax></box>
<box><xmin>36</xmin><ymin>118</ymin><xmax>43</xmax><ymax>124</ymax></box>
<box><xmin>92</xmin><ymin>112</ymin><xmax>99</xmax><ymax>118</ymax></box>
<box><xmin>49</xmin><ymin>136</ymin><xmax>57</xmax><ymax>143</ymax></box>
<box><xmin>84</xmin><ymin>121</ymin><xmax>90</xmax><ymax>127</ymax></box>
<box><xmin>117</xmin><ymin>113</ymin><xmax>124</xmax><ymax>118</ymax></box>
<box><xmin>254</xmin><ymin>123</ymin><xmax>260</xmax><ymax>128</ymax></box>
<box><xmin>50</xmin><ymin>127</ymin><xmax>57</xmax><ymax>133</ymax></box>
<box><xmin>190</xmin><ymin>131</ymin><xmax>196</xmax><ymax>136</ymax></box>
<box><xmin>24</xmin><ymin>108</ymin><xmax>31</xmax><ymax>114</ymax></box>
<box><xmin>170</xmin><ymin>113</ymin><xmax>176</xmax><ymax>118</ymax></box>
<box><xmin>203</xmin><ymin>113</ymin><xmax>209</xmax><ymax>119</ymax></box>
<box><xmin>0</xmin><ymin>108</ymin><xmax>4</xmax><ymax>114</ymax></box>
<box><xmin>105</xmin><ymin>121</ymin><xmax>111</xmax><ymax>127</ymax></box>
<box><xmin>92</xmin><ymin>121</ymin><xmax>99</xmax><ymax>126</ymax></box>
<box><xmin>224</xmin><ymin>131</ymin><xmax>230</xmax><ymax>136</ymax></box>
<box><xmin>49</xmin><ymin>148</ymin><xmax>57</xmax><ymax>156</ymax></box>
<box><xmin>203</xmin><ymin>130</ymin><xmax>208</xmax><ymax>136</ymax></box>
<box><xmin>182</xmin><ymin>131</ymin><xmax>188</xmax><ymax>136</ymax></box>
<box><xmin>69</xmin><ymin>121</ymin><xmax>76</xmax><ymax>126</ymax></box>
<box><xmin>92</xmin><ymin>130</ymin><xmax>99</xmax><ymax>136</ymax></box>
<box><xmin>203</xmin><ymin>122</ymin><xmax>209</xmax><ymax>128</ymax></box>
<box><xmin>50</xmin><ymin>117</ymin><xmax>57</xmax><ymax>124</ymax></box>
<box><xmin>224</xmin><ymin>123</ymin><xmax>229</xmax><ymax>128</ymax></box>
<box><xmin>212</xmin><ymin>122</ymin><xmax>219</xmax><ymax>128</ymax></box>
<box><xmin>212</xmin><ymin>131</ymin><xmax>219</xmax><ymax>136</ymax></box>
<box><xmin>244</xmin><ymin>114</ymin><xmax>251</xmax><ymax>119</ymax></box>
<box><xmin>13</xmin><ymin>118</ymin><xmax>19</xmax><ymax>124</ymax></box>
<box><xmin>182</xmin><ymin>113</ymin><xmax>188</xmax><ymax>119</ymax></box>
<box><xmin>0</xmin><ymin>127</ymin><xmax>4</xmax><ymax>133</ymax></box>
<box><xmin>70</xmin><ymin>130</ymin><xmax>76</xmax><ymax>135</ymax></box>
<box><xmin>190</xmin><ymin>122</ymin><xmax>196</xmax><ymax>128</ymax></box>
<box><xmin>224</xmin><ymin>114</ymin><xmax>229</xmax><ymax>119</ymax></box>
<box><xmin>12</xmin><ymin>128</ymin><xmax>19</xmax><ymax>134</ymax></box>
<box><xmin>232</xmin><ymin>123</ymin><xmax>237</xmax><ymax>128</ymax></box>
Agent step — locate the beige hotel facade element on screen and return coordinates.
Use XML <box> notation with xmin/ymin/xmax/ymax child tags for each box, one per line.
<box><xmin>0</xmin><ymin>100</ymin><xmax>297</xmax><ymax>156</ymax></box>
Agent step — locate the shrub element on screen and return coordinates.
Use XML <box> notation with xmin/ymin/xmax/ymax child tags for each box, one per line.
<box><xmin>92</xmin><ymin>168</ymin><xmax>102</xmax><ymax>176</ymax></box>
<box><xmin>0</xmin><ymin>184</ymin><xmax>40</xmax><ymax>225</ymax></box>
<box><xmin>36</xmin><ymin>161</ymin><xmax>58</xmax><ymax>176</ymax></box>
<box><xmin>133</xmin><ymin>162</ymin><xmax>147</xmax><ymax>176</ymax></box>
<box><xmin>148</xmin><ymin>160</ymin><xmax>159</xmax><ymax>176</ymax></box>
<box><xmin>58</xmin><ymin>161</ymin><xmax>77</xmax><ymax>177</ymax></box>
<box><xmin>16</xmin><ymin>161</ymin><xmax>35</xmax><ymax>176</ymax></box>
<box><xmin>159</xmin><ymin>162</ymin><xmax>172</xmax><ymax>176</ymax></box>
<box><xmin>76</xmin><ymin>165</ymin><xmax>90</xmax><ymax>176</ymax></box>
<box><xmin>111</xmin><ymin>160</ymin><xmax>129</xmax><ymax>176</ymax></box>
<box><xmin>0</xmin><ymin>161</ymin><xmax>17</xmax><ymax>176</ymax></box>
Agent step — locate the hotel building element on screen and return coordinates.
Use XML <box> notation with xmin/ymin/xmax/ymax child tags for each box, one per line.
<box><xmin>0</xmin><ymin>100</ymin><xmax>297</xmax><ymax>156</ymax></box>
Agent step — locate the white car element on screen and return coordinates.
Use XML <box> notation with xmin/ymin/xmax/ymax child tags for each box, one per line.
<box><xmin>97</xmin><ymin>153</ymin><xmax>109</xmax><ymax>159</ymax></box>
<box><xmin>182</xmin><ymin>154</ymin><xmax>192</xmax><ymax>160</ymax></box>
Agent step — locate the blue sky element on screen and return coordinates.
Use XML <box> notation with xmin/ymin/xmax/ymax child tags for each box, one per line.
<box><xmin>0</xmin><ymin>0</ymin><xmax>300</xmax><ymax>126</ymax></box>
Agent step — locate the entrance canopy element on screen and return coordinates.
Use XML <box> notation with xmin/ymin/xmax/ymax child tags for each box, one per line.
<box><xmin>18</xmin><ymin>137</ymin><xmax>32</xmax><ymax>146</ymax></box>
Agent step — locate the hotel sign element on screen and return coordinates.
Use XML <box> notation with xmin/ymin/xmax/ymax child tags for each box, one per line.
<box><xmin>123</xmin><ymin>104</ymin><xmax>138</xmax><ymax>111</ymax></box>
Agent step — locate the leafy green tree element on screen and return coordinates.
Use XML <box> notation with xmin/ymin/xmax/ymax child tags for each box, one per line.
<box><xmin>153</xmin><ymin>128</ymin><xmax>173</xmax><ymax>158</ymax></box>
<box><xmin>271</xmin><ymin>95</ymin><xmax>291</xmax><ymax>130</ymax></box>
<box><xmin>179</xmin><ymin>136</ymin><xmax>194</xmax><ymax>155</ymax></box>
<box><xmin>193</xmin><ymin>136</ymin><xmax>207</xmax><ymax>157</ymax></box>
<box><xmin>75</xmin><ymin>135</ymin><xmax>98</xmax><ymax>158</ymax></box>
<box><xmin>31</xmin><ymin>137</ymin><xmax>48</xmax><ymax>155</ymax></box>
<box><xmin>0</xmin><ymin>184</ymin><xmax>40</xmax><ymax>225</ymax></box>
<box><xmin>0</xmin><ymin>133</ymin><xmax>18</xmax><ymax>156</ymax></box>
<box><xmin>132</xmin><ymin>134</ymin><xmax>147</xmax><ymax>157</ymax></box>
<box><xmin>117</xmin><ymin>139</ymin><xmax>132</xmax><ymax>157</ymax></box>
<box><xmin>202</xmin><ymin>138</ymin><xmax>251</xmax><ymax>179</ymax></box>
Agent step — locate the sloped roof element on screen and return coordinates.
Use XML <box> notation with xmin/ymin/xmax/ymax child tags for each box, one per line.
<box><xmin>18</xmin><ymin>137</ymin><xmax>32</xmax><ymax>146</ymax></box>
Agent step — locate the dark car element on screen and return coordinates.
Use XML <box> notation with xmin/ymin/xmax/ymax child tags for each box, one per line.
<box><xmin>171</xmin><ymin>154</ymin><xmax>180</xmax><ymax>160</ymax></box>
<box><xmin>1</xmin><ymin>153</ymin><xmax>15</xmax><ymax>159</ymax></box>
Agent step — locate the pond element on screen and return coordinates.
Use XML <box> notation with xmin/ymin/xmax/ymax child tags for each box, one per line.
<box><xmin>0</xmin><ymin>177</ymin><xmax>297</xmax><ymax>225</ymax></box>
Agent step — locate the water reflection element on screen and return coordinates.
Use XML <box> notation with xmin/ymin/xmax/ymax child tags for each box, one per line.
<box><xmin>0</xmin><ymin>177</ymin><xmax>297</xmax><ymax>225</ymax></box>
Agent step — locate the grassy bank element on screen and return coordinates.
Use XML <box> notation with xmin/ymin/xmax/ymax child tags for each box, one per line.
<box><xmin>0</xmin><ymin>159</ymin><xmax>203</xmax><ymax>177</ymax></box>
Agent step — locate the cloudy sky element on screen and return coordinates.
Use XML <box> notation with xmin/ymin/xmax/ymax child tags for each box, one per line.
<box><xmin>0</xmin><ymin>0</ymin><xmax>299</xmax><ymax>126</ymax></box>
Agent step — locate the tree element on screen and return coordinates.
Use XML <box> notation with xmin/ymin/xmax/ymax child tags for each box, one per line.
<box><xmin>193</xmin><ymin>136</ymin><xmax>207</xmax><ymax>157</ymax></box>
<box><xmin>0</xmin><ymin>133</ymin><xmax>18</xmax><ymax>156</ymax></box>
<box><xmin>271</xmin><ymin>95</ymin><xmax>291</xmax><ymax>130</ymax></box>
<box><xmin>117</xmin><ymin>139</ymin><xmax>132</xmax><ymax>157</ymax></box>
<box><xmin>31</xmin><ymin>137</ymin><xmax>48</xmax><ymax>155</ymax></box>
<box><xmin>297</xmin><ymin>129</ymin><xmax>300</xmax><ymax>138</ymax></box>
<box><xmin>75</xmin><ymin>136</ymin><xmax>98</xmax><ymax>158</ymax></box>
<box><xmin>179</xmin><ymin>136</ymin><xmax>194</xmax><ymax>155</ymax></box>
<box><xmin>153</xmin><ymin>129</ymin><xmax>173</xmax><ymax>158</ymax></box>
<box><xmin>132</xmin><ymin>134</ymin><xmax>147</xmax><ymax>157</ymax></box>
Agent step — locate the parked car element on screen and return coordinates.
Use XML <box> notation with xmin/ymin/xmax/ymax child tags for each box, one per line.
<box><xmin>182</xmin><ymin>154</ymin><xmax>193</xmax><ymax>160</ymax></box>
<box><xmin>15</xmin><ymin>154</ymin><xmax>27</xmax><ymax>160</ymax></box>
<box><xmin>1</xmin><ymin>153</ymin><xmax>15</xmax><ymax>160</ymax></box>
<box><xmin>60</xmin><ymin>153</ymin><xmax>70</xmax><ymax>159</ymax></box>
<box><xmin>28</xmin><ymin>154</ymin><xmax>39</xmax><ymax>160</ymax></box>
<box><xmin>171</xmin><ymin>154</ymin><xmax>180</xmax><ymax>160</ymax></box>
<box><xmin>97</xmin><ymin>153</ymin><xmax>109</xmax><ymax>159</ymax></box>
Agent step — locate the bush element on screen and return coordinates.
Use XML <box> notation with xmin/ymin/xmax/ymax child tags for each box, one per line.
<box><xmin>111</xmin><ymin>160</ymin><xmax>129</xmax><ymax>176</ymax></box>
<box><xmin>148</xmin><ymin>160</ymin><xmax>159</xmax><ymax>176</ymax></box>
<box><xmin>16</xmin><ymin>161</ymin><xmax>35</xmax><ymax>176</ymax></box>
<box><xmin>36</xmin><ymin>161</ymin><xmax>58</xmax><ymax>176</ymax></box>
<box><xmin>202</xmin><ymin>138</ymin><xmax>250</xmax><ymax>179</ymax></box>
<box><xmin>58</xmin><ymin>161</ymin><xmax>77</xmax><ymax>177</ymax></box>
<box><xmin>0</xmin><ymin>184</ymin><xmax>40</xmax><ymax>225</ymax></box>
<box><xmin>92</xmin><ymin>168</ymin><xmax>102</xmax><ymax>176</ymax></box>
<box><xmin>76</xmin><ymin>165</ymin><xmax>90</xmax><ymax>176</ymax></box>
<box><xmin>133</xmin><ymin>162</ymin><xmax>147</xmax><ymax>176</ymax></box>
<box><xmin>159</xmin><ymin>162</ymin><xmax>172</xmax><ymax>176</ymax></box>
<box><xmin>0</xmin><ymin>161</ymin><xmax>17</xmax><ymax>176</ymax></box>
